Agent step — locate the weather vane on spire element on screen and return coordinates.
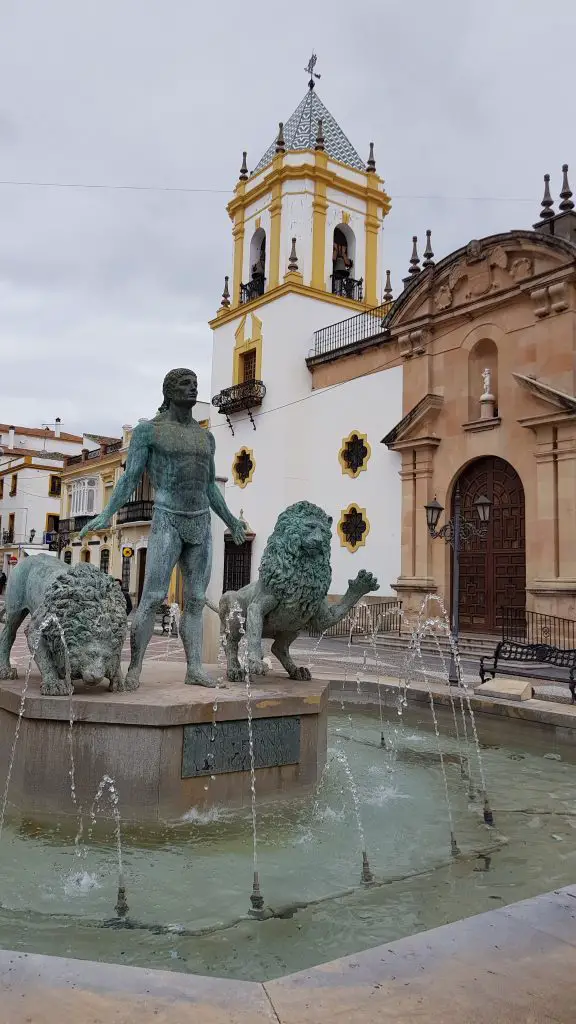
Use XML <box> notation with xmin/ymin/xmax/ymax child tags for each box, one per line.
<box><xmin>305</xmin><ymin>52</ymin><xmax>321</xmax><ymax>90</ymax></box>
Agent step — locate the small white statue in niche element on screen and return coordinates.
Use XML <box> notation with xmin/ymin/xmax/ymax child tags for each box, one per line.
<box><xmin>479</xmin><ymin>366</ymin><xmax>496</xmax><ymax>419</ymax></box>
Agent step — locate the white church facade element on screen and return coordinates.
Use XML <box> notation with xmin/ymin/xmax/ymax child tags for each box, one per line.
<box><xmin>209</xmin><ymin>76</ymin><xmax>403</xmax><ymax>597</ymax></box>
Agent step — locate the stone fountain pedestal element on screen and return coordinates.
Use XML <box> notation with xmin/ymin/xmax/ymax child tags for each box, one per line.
<box><xmin>0</xmin><ymin>664</ymin><xmax>328</xmax><ymax>824</ymax></box>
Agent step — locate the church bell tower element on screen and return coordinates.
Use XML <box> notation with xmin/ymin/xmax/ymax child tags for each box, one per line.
<box><xmin>209</xmin><ymin>56</ymin><xmax>393</xmax><ymax>578</ymax></box>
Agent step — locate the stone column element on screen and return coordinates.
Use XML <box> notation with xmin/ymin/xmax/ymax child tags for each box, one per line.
<box><xmin>202</xmin><ymin>475</ymin><xmax>227</xmax><ymax>666</ymax></box>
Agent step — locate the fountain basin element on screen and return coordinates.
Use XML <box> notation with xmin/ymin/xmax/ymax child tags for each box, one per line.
<box><xmin>1</xmin><ymin>700</ymin><xmax>575</xmax><ymax>982</ymax></box>
<box><xmin>0</xmin><ymin>664</ymin><xmax>328</xmax><ymax>823</ymax></box>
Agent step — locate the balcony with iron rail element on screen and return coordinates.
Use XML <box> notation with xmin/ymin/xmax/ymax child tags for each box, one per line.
<box><xmin>116</xmin><ymin>500</ymin><xmax>154</xmax><ymax>525</ymax></box>
<box><xmin>211</xmin><ymin>380</ymin><xmax>266</xmax><ymax>432</ymax></box>
<box><xmin>331</xmin><ymin>274</ymin><xmax>363</xmax><ymax>302</ymax></box>
<box><xmin>58</xmin><ymin>515</ymin><xmax>93</xmax><ymax>536</ymax></box>
<box><xmin>239</xmin><ymin>275</ymin><xmax>265</xmax><ymax>305</ymax></box>
<box><xmin>307</xmin><ymin>299</ymin><xmax>393</xmax><ymax>365</ymax></box>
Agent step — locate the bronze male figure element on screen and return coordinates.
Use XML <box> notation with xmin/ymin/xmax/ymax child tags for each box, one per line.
<box><xmin>80</xmin><ymin>368</ymin><xmax>246</xmax><ymax>688</ymax></box>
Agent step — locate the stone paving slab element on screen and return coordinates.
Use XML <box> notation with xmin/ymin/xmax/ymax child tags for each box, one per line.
<box><xmin>3</xmin><ymin>889</ymin><xmax>576</xmax><ymax>1021</ymax></box>
<box><xmin>264</xmin><ymin>885</ymin><xmax>576</xmax><ymax>1023</ymax></box>
<box><xmin>0</xmin><ymin>949</ymin><xmax>276</xmax><ymax>1024</ymax></box>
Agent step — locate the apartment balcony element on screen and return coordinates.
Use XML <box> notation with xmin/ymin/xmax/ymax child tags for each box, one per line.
<box><xmin>2</xmin><ymin>531</ymin><xmax>14</xmax><ymax>545</ymax></box>
<box><xmin>58</xmin><ymin>515</ymin><xmax>93</xmax><ymax>535</ymax></box>
<box><xmin>117</xmin><ymin>500</ymin><xmax>154</xmax><ymax>525</ymax></box>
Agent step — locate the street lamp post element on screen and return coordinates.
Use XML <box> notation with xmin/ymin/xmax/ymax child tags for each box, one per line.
<box><xmin>424</xmin><ymin>484</ymin><xmax>491</xmax><ymax>685</ymax></box>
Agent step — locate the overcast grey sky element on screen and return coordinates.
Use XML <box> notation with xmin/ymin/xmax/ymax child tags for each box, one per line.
<box><xmin>0</xmin><ymin>0</ymin><xmax>574</xmax><ymax>435</ymax></box>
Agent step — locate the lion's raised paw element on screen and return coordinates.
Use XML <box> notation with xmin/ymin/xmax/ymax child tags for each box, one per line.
<box><xmin>290</xmin><ymin>666</ymin><xmax>312</xmax><ymax>681</ymax></box>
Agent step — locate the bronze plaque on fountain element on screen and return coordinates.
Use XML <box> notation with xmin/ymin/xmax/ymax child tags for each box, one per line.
<box><xmin>182</xmin><ymin>715</ymin><xmax>301</xmax><ymax>777</ymax></box>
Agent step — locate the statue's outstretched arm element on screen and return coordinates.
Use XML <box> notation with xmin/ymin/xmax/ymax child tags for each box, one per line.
<box><xmin>206</xmin><ymin>432</ymin><xmax>247</xmax><ymax>546</ymax></box>
<box><xmin>309</xmin><ymin>571</ymin><xmax>379</xmax><ymax>632</ymax></box>
<box><xmin>79</xmin><ymin>423</ymin><xmax>151</xmax><ymax>537</ymax></box>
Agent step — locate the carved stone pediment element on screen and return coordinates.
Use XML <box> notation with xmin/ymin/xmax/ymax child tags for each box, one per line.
<box><xmin>382</xmin><ymin>393</ymin><xmax>443</xmax><ymax>449</ymax></box>
<box><xmin>514</xmin><ymin>373</ymin><xmax>576</xmax><ymax>427</ymax></box>
<box><xmin>431</xmin><ymin>240</ymin><xmax>552</xmax><ymax>312</ymax></box>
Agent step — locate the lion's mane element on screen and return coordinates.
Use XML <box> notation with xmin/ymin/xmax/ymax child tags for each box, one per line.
<box><xmin>31</xmin><ymin>564</ymin><xmax>127</xmax><ymax>663</ymax></box>
<box><xmin>258</xmin><ymin>501</ymin><xmax>332</xmax><ymax>620</ymax></box>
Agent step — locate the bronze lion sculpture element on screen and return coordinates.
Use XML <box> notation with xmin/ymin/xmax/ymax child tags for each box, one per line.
<box><xmin>219</xmin><ymin>501</ymin><xmax>378</xmax><ymax>681</ymax></box>
<box><xmin>0</xmin><ymin>556</ymin><xmax>127</xmax><ymax>695</ymax></box>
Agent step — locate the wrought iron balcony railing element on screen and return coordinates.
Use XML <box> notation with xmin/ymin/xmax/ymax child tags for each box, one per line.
<box><xmin>211</xmin><ymin>381</ymin><xmax>266</xmax><ymax>432</ymax></box>
<box><xmin>331</xmin><ymin>274</ymin><xmax>363</xmax><ymax>301</ymax></box>
<box><xmin>240</xmin><ymin>275</ymin><xmax>265</xmax><ymax>305</ymax></box>
<box><xmin>2</xmin><ymin>531</ymin><xmax>14</xmax><ymax>545</ymax></box>
<box><xmin>58</xmin><ymin>515</ymin><xmax>93</xmax><ymax>535</ymax></box>
<box><xmin>310</xmin><ymin>300</ymin><xmax>392</xmax><ymax>360</ymax></box>
<box><xmin>117</xmin><ymin>500</ymin><xmax>154</xmax><ymax>525</ymax></box>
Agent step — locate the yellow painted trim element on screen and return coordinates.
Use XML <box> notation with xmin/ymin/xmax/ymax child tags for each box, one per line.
<box><xmin>48</xmin><ymin>473</ymin><xmax>61</xmax><ymax>497</ymax></box>
<box><xmin>337</xmin><ymin>503</ymin><xmax>370</xmax><ymax>553</ymax></box>
<box><xmin>233</xmin><ymin>313</ymin><xmax>263</xmax><ymax>386</ymax></box>
<box><xmin>231</xmin><ymin>206</ymin><xmax>245</xmax><ymax>311</ymax></box>
<box><xmin>232</xmin><ymin>447</ymin><xmax>256</xmax><ymax>489</ymax></box>
<box><xmin>268</xmin><ymin>175</ymin><xmax>282</xmax><ymax>290</ymax></box>
<box><xmin>210</xmin><ymin>279</ymin><xmax>370</xmax><ymax>328</ymax></box>
<box><xmin>364</xmin><ymin>198</ymin><xmax>380</xmax><ymax>308</ymax></box>
<box><xmin>283</xmin><ymin>269</ymin><xmax>303</xmax><ymax>285</ymax></box>
<box><xmin>255</xmin><ymin>216</ymin><xmax>261</xmax><ymax>230</ymax></box>
<box><xmin>312</xmin><ymin>172</ymin><xmax>328</xmax><ymax>290</ymax></box>
<box><xmin>237</xmin><ymin>149</ymin><xmax>385</xmax><ymax>190</ymax></box>
<box><xmin>341</xmin><ymin>210</ymin><xmax>351</xmax><ymax>225</ymax></box>
<box><xmin>44</xmin><ymin>510</ymin><xmax>60</xmax><ymax>535</ymax></box>
<box><xmin>338</xmin><ymin>430</ymin><xmax>372</xmax><ymax>479</ymax></box>
<box><xmin>227</xmin><ymin>160</ymin><xmax>391</xmax><ymax>221</ymax></box>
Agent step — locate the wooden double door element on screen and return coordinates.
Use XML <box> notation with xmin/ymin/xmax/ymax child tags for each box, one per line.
<box><xmin>454</xmin><ymin>457</ymin><xmax>525</xmax><ymax>634</ymax></box>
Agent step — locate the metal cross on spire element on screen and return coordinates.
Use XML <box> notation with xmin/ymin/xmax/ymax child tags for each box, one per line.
<box><xmin>305</xmin><ymin>52</ymin><xmax>321</xmax><ymax>90</ymax></box>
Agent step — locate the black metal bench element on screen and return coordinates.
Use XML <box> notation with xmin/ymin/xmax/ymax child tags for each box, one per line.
<box><xmin>479</xmin><ymin>639</ymin><xmax>576</xmax><ymax>702</ymax></box>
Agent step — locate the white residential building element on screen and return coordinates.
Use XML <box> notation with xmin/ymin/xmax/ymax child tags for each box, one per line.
<box><xmin>0</xmin><ymin>420</ymin><xmax>101</xmax><ymax>578</ymax></box>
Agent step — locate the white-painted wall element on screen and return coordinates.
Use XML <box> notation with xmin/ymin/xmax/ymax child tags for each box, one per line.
<box><xmin>210</xmin><ymin>292</ymin><xmax>402</xmax><ymax>596</ymax></box>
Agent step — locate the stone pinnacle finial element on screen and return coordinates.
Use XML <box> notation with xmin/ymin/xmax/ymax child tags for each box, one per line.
<box><xmin>275</xmin><ymin>122</ymin><xmax>286</xmax><ymax>154</ymax></box>
<box><xmin>539</xmin><ymin>173</ymin><xmax>555</xmax><ymax>220</ymax></box>
<box><xmin>288</xmin><ymin>237</ymin><xmax>299</xmax><ymax>273</ymax></box>
<box><xmin>408</xmin><ymin>236</ymin><xmax>421</xmax><ymax>276</ymax></box>
<box><xmin>315</xmin><ymin>118</ymin><xmax>325</xmax><ymax>151</ymax></box>
<box><xmin>422</xmin><ymin>229</ymin><xmax>435</xmax><ymax>268</ymax></box>
<box><xmin>559</xmin><ymin>163</ymin><xmax>575</xmax><ymax>211</ymax></box>
<box><xmin>366</xmin><ymin>142</ymin><xmax>376</xmax><ymax>173</ymax></box>
<box><xmin>221</xmin><ymin>275</ymin><xmax>230</xmax><ymax>308</ymax></box>
<box><xmin>239</xmin><ymin>151</ymin><xmax>248</xmax><ymax>181</ymax></box>
<box><xmin>383</xmin><ymin>269</ymin><xmax>393</xmax><ymax>302</ymax></box>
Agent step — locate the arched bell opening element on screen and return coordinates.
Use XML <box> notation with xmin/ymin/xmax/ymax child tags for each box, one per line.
<box><xmin>331</xmin><ymin>224</ymin><xmax>362</xmax><ymax>300</ymax></box>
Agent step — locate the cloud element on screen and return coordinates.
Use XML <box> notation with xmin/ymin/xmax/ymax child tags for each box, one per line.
<box><xmin>0</xmin><ymin>0</ymin><xmax>574</xmax><ymax>434</ymax></box>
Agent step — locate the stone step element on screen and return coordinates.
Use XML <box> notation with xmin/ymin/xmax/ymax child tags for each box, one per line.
<box><xmin>373</xmin><ymin>632</ymin><xmax>497</xmax><ymax>660</ymax></box>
